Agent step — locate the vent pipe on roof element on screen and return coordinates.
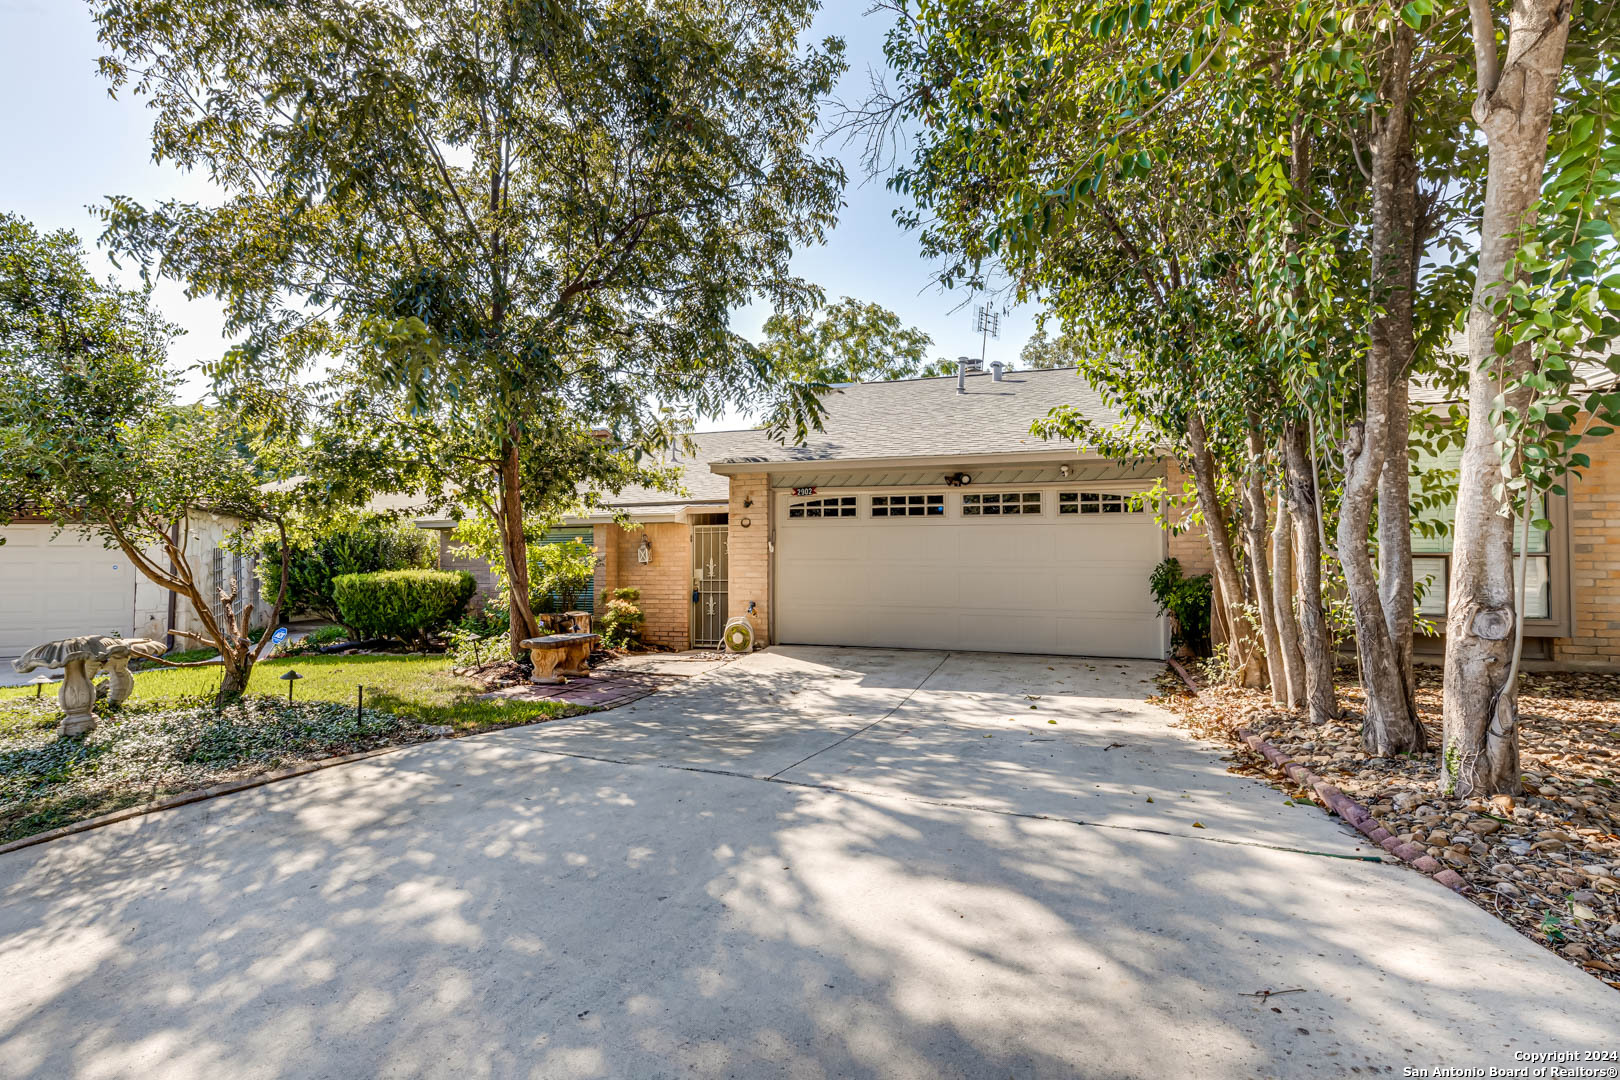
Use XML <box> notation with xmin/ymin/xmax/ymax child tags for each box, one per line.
<box><xmin>990</xmin><ymin>361</ymin><xmax>1004</xmax><ymax>382</ymax></box>
<box><xmin>959</xmin><ymin>355</ymin><xmax>983</xmax><ymax>374</ymax></box>
<box><xmin>956</xmin><ymin>364</ymin><xmax>966</xmax><ymax>394</ymax></box>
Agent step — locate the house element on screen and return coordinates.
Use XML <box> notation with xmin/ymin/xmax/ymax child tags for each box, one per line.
<box><xmin>560</xmin><ymin>366</ymin><xmax>1205</xmax><ymax>656</ymax></box>
<box><xmin>0</xmin><ymin>512</ymin><xmax>264</xmax><ymax>659</ymax></box>
<box><xmin>542</xmin><ymin>364</ymin><xmax>1619</xmax><ymax>670</ymax></box>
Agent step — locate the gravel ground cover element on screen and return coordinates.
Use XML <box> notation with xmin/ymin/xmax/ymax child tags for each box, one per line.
<box><xmin>1160</xmin><ymin>666</ymin><xmax>1620</xmax><ymax>992</ymax></box>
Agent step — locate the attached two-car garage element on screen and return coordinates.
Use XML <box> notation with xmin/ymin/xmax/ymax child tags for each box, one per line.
<box><xmin>773</xmin><ymin>485</ymin><xmax>1168</xmax><ymax>659</ymax></box>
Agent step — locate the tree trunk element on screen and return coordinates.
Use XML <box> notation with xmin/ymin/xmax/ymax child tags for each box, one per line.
<box><xmin>1242</xmin><ymin>423</ymin><xmax>1283</xmax><ymax>698</ymax></box>
<box><xmin>1443</xmin><ymin>0</ymin><xmax>1572</xmax><ymax>796</ymax></box>
<box><xmin>1271</xmin><ymin>487</ymin><xmax>1307</xmax><ymax>709</ymax></box>
<box><xmin>219</xmin><ymin>655</ymin><xmax>252</xmax><ymax>697</ymax></box>
<box><xmin>497</xmin><ymin>437</ymin><xmax>541</xmax><ymax>658</ymax></box>
<box><xmin>1337</xmin><ymin>22</ymin><xmax>1425</xmax><ymax>756</ymax></box>
<box><xmin>1187</xmin><ymin>411</ymin><xmax>1261</xmax><ymax>686</ymax></box>
<box><xmin>1377</xmin><ymin>143</ymin><xmax>1421</xmax><ymax>722</ymax></box>
<box><xmin>1274</xmin><ymin>112</ymin><xmax>1331</xmax><ymax>720</ymax></box>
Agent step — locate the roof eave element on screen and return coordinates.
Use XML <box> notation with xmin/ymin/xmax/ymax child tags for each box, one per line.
<box><xmin>707</xmin><ymin>447</ymin><xmax>1160</xmax><ymax>476</ymax></box>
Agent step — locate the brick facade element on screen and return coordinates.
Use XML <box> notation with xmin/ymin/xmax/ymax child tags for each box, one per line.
<box><xmin>1162</xmin><ymin>460</ymin><xmax>1214</xmax><ymax>576</ymax></box>
<box><xmin>726</xmin><ymin>474</ymin><xmax>771</xmax><ymax>647</ymax></box>
<box><xmin>600</xmin><ymin>521</ymin><xmax>693</xmax><ymax>649</ymax></box>
<box><xmin>1554</xmin><ymin>445</ymin><xmax>1620</xmax><ymax>668</ymax></box>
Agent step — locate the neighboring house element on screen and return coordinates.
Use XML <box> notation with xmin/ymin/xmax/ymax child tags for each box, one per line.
<box><xmin>0</xmin><ymin>513</ymin><xmax>264</xmax><ymax>658</ymax></box>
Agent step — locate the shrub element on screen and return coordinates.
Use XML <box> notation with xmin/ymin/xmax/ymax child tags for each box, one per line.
<box><xmin>256</xmin><ymin>514</ymin><xmax>437</xmax><ymax>630</ymax></box>
<box><xmin>1149</xmin><ymin>557</ymin><xmax>1212</xmax><ymax>656</ymax></box>
<box><xmin>450</xmin><ymin>515</ymin><xmax>597</xmax><ymax>614</ymax></box>
<box><xmin>331</xmin><ymin>570</ymin><xmax>477</xmax><ymax>645</ymax></box>
<box><xmin>599</xmin><ymin>587</ymin><xmax>644</xmax><ymax>649</ymax></box>
<box><xmin>532</xmin><ymin>538</ymin><xmax>596</xmax><ymax>614</ymax></box>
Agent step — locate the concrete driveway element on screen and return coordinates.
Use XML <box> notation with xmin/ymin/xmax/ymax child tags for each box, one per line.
<box><xmin>0</xmin><ymin>647</ymin><xmax>1613</xmax><ymax>1079</ymax></box>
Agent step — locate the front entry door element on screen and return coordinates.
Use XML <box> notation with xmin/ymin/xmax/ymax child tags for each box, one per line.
<box><xmin>691</xmin><ymin>524</ymin><xmax>729</xmax><ymax>647</ymax></box>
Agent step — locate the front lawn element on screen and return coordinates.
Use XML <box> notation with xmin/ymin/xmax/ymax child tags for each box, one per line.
<box><xmin>0</xmin><ymin>654</ymin><xmax>588</xmax><ymax>845</ymax></box>
<box><xmin>1</xmin><ymin>653</ymin><xmax>576</xmax><ymax>730</ymax></box>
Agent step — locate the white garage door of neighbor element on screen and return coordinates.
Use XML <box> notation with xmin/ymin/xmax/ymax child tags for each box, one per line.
<box><xmin>0</xmin><ymin>527</ymin><xmax>139</xmax><ymax>656</ymax></box>
<box><xmin>774</xmin><ymin>489</ymin><xmax>1168</xmax><ymax>659</ymax></box>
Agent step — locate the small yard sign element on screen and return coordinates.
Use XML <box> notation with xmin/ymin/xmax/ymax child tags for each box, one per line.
<box><xmin>792</xmin><ymin>486</ymin><xmax>816</xmax><ymax>496</ymax></box>
<box><xmin>269</xmin><ymin>627</ymin><xmax>289</xmax><ymax>647</ymax></box>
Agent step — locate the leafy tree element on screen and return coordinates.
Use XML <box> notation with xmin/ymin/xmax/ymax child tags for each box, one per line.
<box><xmin>1019</xmin><ymin>329</ymin><xmax>1082</xmax><ymax>370</ymax></box>
<box><xmin>0</xmin><ymin>214</ymin><xmax>299</xmax><ymax>696</ymax></box>
<box><xmin>451</xmin><ymin>515</ymin><xmax>597</xmax><ymax>615</ymax></box>
<box><xmin>760</xmin><ymin>297</ymin><xmax>933</xmax><ymax>384</ymax></box>
<box><xmin>1441</xmin><ymin>0</ymin><xmax>1615</xmax><ymax>794</ymax></box>
<box><xmin>93</xmin><ymin>0</ymin><xmax>847</xmax><ymax>656</ymax></box>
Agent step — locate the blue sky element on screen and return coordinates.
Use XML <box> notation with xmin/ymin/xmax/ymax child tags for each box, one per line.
<box><xmin>0</xmin><ymin>0</ymin><xmax>1040</xmax><ymax>427</ymax></box>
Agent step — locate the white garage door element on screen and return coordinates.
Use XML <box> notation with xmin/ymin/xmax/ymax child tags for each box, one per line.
<box><xmin>775</xmin><ymin>488</ymin><xmax>1167</xmax><ymax>658</ymax></box>
<box><xmin>0</xmin><ymin>526</ymin><xmax>140</xmax><ymax>656</ymax></box>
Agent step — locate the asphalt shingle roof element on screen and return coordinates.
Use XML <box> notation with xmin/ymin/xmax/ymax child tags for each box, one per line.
<box><xmin>719</xmin><ymin>367</ymin><xmax>1115</xmax><ymax>465</ymax></box>
<box><xmin>598</xmin><ymin>368</ymin><xmax>1119</xmax><ymax>508</ymax></box>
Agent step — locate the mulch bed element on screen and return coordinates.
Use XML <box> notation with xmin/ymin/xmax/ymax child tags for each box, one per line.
<box><xmin>1157</xmin><ymin>665</ymin><xmax>1620</xmax><ymax>991</ymax></box>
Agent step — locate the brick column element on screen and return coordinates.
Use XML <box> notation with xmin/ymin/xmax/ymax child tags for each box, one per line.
<box><xmin>727</xmin><ymin>474</ymin><xmax>771</xmax><ymax>646</ymax></box>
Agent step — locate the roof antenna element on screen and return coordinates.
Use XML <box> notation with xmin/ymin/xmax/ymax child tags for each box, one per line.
<box><xmin>974</xmin><ymin>302</ymin><xmax>1001</xmax><ymax>368</ymax></box>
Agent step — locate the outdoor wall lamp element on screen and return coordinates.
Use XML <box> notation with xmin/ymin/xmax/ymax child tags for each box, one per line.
<box><xmin>636</xmin><ymin>535</ymin><xmax>652</xmax><ymax>564</ymax></box>
<box><xmin>944</xmin><ymin>472</ymin><xmax>973</xmax><ymax>487</ymax></box>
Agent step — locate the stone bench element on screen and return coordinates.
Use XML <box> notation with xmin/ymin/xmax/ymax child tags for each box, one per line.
<box><xmin>518</xmin><ymin>632</ymin><xmax>600</xmax><ymax>684</ymax></box>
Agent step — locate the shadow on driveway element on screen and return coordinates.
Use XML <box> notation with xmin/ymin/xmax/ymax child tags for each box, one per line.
<box><xmin>0</xmin><ymin>647</ymin><xmax>1613</xmax><ymax>1079</ymax></box>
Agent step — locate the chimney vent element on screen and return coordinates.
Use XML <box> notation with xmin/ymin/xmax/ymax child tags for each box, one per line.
<box><xmin>990</xmin><ymin>361</ymin><xmax>1004</xmax><ymax>382</ymax></box>
<box><xmin>959</xmin><ymin>355</ymin><xmax>983</xmax><ymax>374</ymax></box>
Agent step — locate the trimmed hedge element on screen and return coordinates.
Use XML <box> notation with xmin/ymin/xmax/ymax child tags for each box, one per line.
<box><xmin>331</xmin><ymin>570</ymin><xmax>477</xmax><ymax>643</ymax></box>
<box><xmin>255</xmin><ymin>514</ymin><xmax>436</xmax><ymax>629</ymax></box>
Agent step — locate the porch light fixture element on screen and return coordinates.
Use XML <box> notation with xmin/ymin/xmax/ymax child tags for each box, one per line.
<box><xmin>944</xmin><ymin>472</ymin><xmax>973</xmax><ymax>487</ymax></box>
<box><xmin>636</xmin><ymin>535</ymin><xmax>653</xmax><ymax>564</ymax></box>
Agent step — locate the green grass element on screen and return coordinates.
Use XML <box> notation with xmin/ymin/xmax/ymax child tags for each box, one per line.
<box><xmin>0</xmin><ymin>654</ymin><xmax>590</xmax><ymax>845</ymax></box>
<box><xmin>3</xmin><ymin>653</ymin><xmax>581</xmax><ymax>732</ymax></box>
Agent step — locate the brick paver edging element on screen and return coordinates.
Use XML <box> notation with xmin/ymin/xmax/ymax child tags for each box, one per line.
<box><xmin>0</xmin><ymin>742</ymin><xmax>417</xmax><ymax>858</ymax></box>
<box><xmin>1164</xmin><ymin>657</ymin><xmax>1470</xmax><ymax>894</ymax></box>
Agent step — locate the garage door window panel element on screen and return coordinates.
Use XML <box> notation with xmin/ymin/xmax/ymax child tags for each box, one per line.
<box><xmin>962</xmin><ymin>491</ymin><xmax>1042</xmax><ymax>516</ymax></box>
<box><xmin>1059</xmin><ymin>491</ymin><xmax>1141</xmax><ymax>515</ymax></box>
<box><xmin>787</xmin><ymin>496</ymin><xmax>857</xmax><ymax>519</ymax></box>
<box><xmin>871</xmin><ymin>494</ymin><xmax>945</xmax><ymax>518</ymax></box>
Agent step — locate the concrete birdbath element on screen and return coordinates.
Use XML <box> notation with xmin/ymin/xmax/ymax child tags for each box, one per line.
<box><xmin>12</xmin><ymin>635</ymin><xmax>168</xmax><ymax>736</ymax></box>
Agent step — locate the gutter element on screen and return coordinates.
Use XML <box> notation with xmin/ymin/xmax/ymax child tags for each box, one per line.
<box><xmin>707</xmin><ymin>448</ymin><xmax>1113</xmax><ymax>476</ymax></box>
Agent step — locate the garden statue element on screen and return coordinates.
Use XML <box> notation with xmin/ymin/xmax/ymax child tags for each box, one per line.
<box><xmin>12</xmin><ymin>635</ymin><xmax>168</xmax><ymax>736</ymax></box>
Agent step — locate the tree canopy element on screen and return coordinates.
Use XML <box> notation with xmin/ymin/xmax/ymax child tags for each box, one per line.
<box><xmin>94</xmin><ymin>0</ymin><xmax>850</xmax><ymax>652</ymax></box>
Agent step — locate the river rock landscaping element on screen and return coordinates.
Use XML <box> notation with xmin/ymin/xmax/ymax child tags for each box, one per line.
<box><xmin>1161</xmin><ymin>666</ymin><xmax>1620</xmax><ymax>992</ymax></box>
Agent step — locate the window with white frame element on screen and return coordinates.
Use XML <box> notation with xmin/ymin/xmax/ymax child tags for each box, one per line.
<box><xmin>787</xmin><ymin>495</ymin><xmax>857</xmax><ymax>519</ymax></box>
<box><xmin>1058</xmin><ymin>491</ymin><xmax>1141</xmax><ymax>515</ymax></box>
<box><xmin>871</xmin><ymin>493</ymin><xmax>945</xmax><ymax>517</ymax></box>
<box><xmin>961</xmin><ymin>491</ymin><xmax>1042</xmax><ymax>516</ymax></box>
<box><xmin>1413</xmin><ymin>493</ymin><xmax>1550</xmax><ymax>619</ymax></box>
<box><xmin>1411</xmin><ymin>446</ymin><xmax>1552</xmax><ymax>621</ymax></box>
